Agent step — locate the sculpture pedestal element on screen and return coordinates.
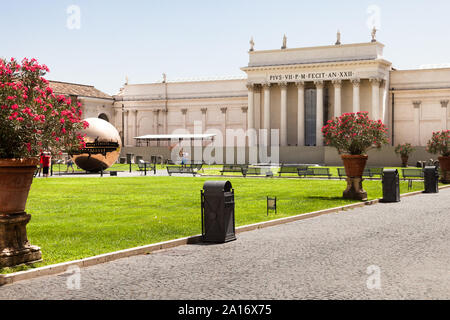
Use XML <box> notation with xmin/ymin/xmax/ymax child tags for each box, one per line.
<box><xmin>343</xmin><ymin>177</ymin><xmax>368</xmax><ymax>201</ymax></box>
<box><xmin>0</xmin><ymin>212</ymin><xmax>42</xmax><ymax>268</ymax></box>
<box><xmin>441</xmin><ymin>170</ymin><xmax>450</xmax><ymax>184</ymax></box>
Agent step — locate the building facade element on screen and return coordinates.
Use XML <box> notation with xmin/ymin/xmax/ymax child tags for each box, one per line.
<box><xmin>77</xmin><ymin>37</ymin><xmax>450</xmax><ymax>165</ymax></box>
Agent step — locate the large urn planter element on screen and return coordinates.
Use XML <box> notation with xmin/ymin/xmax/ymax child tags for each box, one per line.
<box><xmin>438</xmin><ymin>156</ymin><xmax>450</xmax><ymax>183</ymax></box>
<box><xmin>341</xmin><ymin>155</ymin><xmax>368</xmax><ymax>201</ymax></box>
<box><xmin>401</xmin><ymin>156</ymin><xmax>409</xmax><ymax>168</ymax></box>
<box><xmin>0</xmin><ymin>158</ymin><xmax>42</xmax><ymax>268</ymax></box>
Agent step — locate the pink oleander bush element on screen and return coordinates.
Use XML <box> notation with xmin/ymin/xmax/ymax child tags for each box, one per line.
<box><xmin>426</xmin><ymin>130</ymin><xmax>450</xmax><ymax>157</ymax></box>
<box><xmin>0</xmin><ymin>57</ymin><xmax>88</xmax><ymax>159</ymax></box>
<box><xmin>395</xmin><ymin>143</ymin><xmax>415</xmax><ymax>157</ymax></box>
<box><xmin>322</xmin><ymin>112</ymin><xmax>389</xmax><ymax>155</ymax></box>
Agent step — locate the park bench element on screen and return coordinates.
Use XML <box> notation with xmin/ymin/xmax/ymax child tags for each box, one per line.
<box><xmin>166</xmin><ymin>165</ymin><xmax>202</xmax><ymax>177</ymax></box>
<box><xmin>278</xmin><ymin>164</ymin><xmax>309</xmax><ymax>176</ymax></box>
<box><xmin>367</xmin><ymin>167</ymin><xmax>384</xmax><ymax>179</ymax></box>
<box><xmin>188</xmin><ymin>162</ymin><xmax>204</xmax><ymax>172</ymax></box>
<box><xmin>337</xmin><ymin>167</ymin><xmax>384</xmax><ymax>180</ymax></box>
<box><xmin>137</xmin><ymin>160</ymin><xmax>156</xmax><ymax>174</ymax></box>
<box><xmin>299</xmin><ymin>167</ymin><xmax>331</xmax><ymax>178</ymax></box>
<box><xmin>241</xmin><ymin>166</ymin><xmax>274</xmax><ymax>177</ymax></box>
<box><xmin>401</xmin><ymin>168</ymin><xmax>424</xmax><ymax>181</ymax></box>
<box><xmin>220</xmin><ymin>164</ymin><xmax>248</xmax><ymax>175</ymax></box>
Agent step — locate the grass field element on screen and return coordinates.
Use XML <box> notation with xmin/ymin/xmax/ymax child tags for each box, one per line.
<box><xmin>1</xmin><ymin>176</ymin><xmax>425</xmax><ymax>274</ymax></box>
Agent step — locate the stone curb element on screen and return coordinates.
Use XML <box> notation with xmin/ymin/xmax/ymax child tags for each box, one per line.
<box><xmin>1</xmin><ymin>184</ymin><xmax>449</xmax><ymax>286</ymax></box>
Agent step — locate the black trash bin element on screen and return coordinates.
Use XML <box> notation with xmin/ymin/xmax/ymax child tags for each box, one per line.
<box><xmin>201</xmin><ymin>181</ymin><xmax>236</xmax><ymax>243</ymax></box>
<box><xmin>423</xmin><ymin>166</ymin><xmax>439</xmax><ymax>193</ymax></box>
<box><xmin>381</xmin><ymin>169</ymin><xmax>400</xmax><ymax>202</ymax></box>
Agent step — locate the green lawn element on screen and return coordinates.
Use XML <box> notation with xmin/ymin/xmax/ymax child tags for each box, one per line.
<box><xmin>1</xmin><ymin>176</ymin><xmax>424</xmax><ymax>274</ymax></box>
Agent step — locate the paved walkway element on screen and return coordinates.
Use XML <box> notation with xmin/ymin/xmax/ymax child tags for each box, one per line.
<box><xmin>1</xmin><ymin>189</ymin><xmax>449</xmax><ymax>300</ymax></box>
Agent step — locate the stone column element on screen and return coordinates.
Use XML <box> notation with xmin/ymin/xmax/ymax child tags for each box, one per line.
<box><xmin>262</xmin><ymin>83</ymin><xmax>271</xmax><ymax>131</ymax></box>
<box><xmin>246</xmin><ymin>83</ymin><xmax>254</xmax><ymax>132</ymax></box>
<box><xmin>161</xmin><ymin>109</ymin><xmax>168</xmax><ymax>146</ymax></box>
<box><xmin>113</xmin><ymin>108</ymin><xmax>119</xmax><ymax>128</ymax></box>
<box><xmin>221</xmin><ymin>107</ymin><xmax>227</xmax><ymax>147</ymax></box>
<box><xmin>132</xmin><ymin>109</ymin><xmax>138</xmax><ymax>146</ymax></box>
<box><xmin>441</xmin><ymin>100</ymin><xmax>449</xmax><ymax>131</ymax></box>
<box><xmin>124</xmin><ymin>110</ymin><xmax>129</xmax><ymax>146</ymax></box>
<box><xmin>296</xmin><ymin>81</ymin><xmax>305</xmax><ymax>146</ymax></box>
<box><xmin>332</xmin><ymin>80</ymin><xmax>342</xmax><ymax>118</ymax></box>
<box><xmin>153</xmin><ymin>109</ymin><xmax>160</xmax><ymax>146</ymax></box>
<box><xmin>370</xmin><ymin>78</ymin><xmax>381</xmax><ymax>120</ymax></box>
<box><xmin>413</xmin><ymin>101</ymin><xmax>421</xmax><ymax>146</ymax></box>
<box><xmin>315</xmin><ymin>81</ymin><xmax>324</xmax><ymax>146</ymax></box>
<box><xmin>153</xmin><ymin>110</ymin><xmax>159</xmax><ymax>134</ymax></box>
<box><xmin>262</xmin><ymin>82</ymin><xmax>271</xmax><ymax>146</ymax></box>
<box><xmin>241</xmin><ymin>107</ymin><xmax>248</xmax><ymax>131</ymax></box>
<box><xmin>162</xmin><ymin>109</ymin><xmax>168</xmax><ymax>134</ymax></box>
<box><xmin>201</xmin><ymin>108</ymin><xmax>207</xmax><ymax>133</ymax></box>
<box><xmin>246</xmin><ymin>83</ymin><xmax>255</xmax><ymax>147</ymax></box>
<box><xmin>352</xmin><ymin>78</ymin><xmax>361</xmax><ymax>113</ymax></box>
<box><xmin>181</xmin><ymin>108</ymin><xmax>188</xmax><ymax>130</ymax></box>
<box><xmin>201</xmin><ymin>108</ymin><xmax>207</xmax><ymax>147</ymax></box>
<box><xmin>280</xmin><ymin>82</ymin><xmax>288</xmax><ymax>146</ymax></box>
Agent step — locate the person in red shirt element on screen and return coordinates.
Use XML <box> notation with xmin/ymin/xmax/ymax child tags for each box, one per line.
<box><xmin>42</xmin><ymin>152</ymin><xmax>51</xmax><ymax>177</ymax></box>
<box><xmin>38</xmin><ymin>152</ymin><xmax>44</xmax><ymax>177</ymax></box>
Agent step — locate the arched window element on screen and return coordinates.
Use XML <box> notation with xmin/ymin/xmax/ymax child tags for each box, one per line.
<box><xmin>98</xmin><ymin>113</ymin><xmax>109</xmax><ymax>122</ymax></box>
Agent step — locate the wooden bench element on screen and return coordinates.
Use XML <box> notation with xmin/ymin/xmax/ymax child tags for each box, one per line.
<box><xmin>166</xmin><ymin>165</ymin><xmax>199</xmax><ymax>176</ymax></box>
<box><xmin>300</xmin><ymin>167</ymin><xmax>331</xmax><ymax>179</ymax></box>
<box><xmin>402</xmin><ymin>168</ymin><xmax>424</xmax><ymax>181</ymax></box>
<box><xmin>241</xmin><ymin>167</ymin><xmax>274</xmax><ymax>177</ymax></box>
<box><xmin>278</xmin><ymin>164</ymin><xmax>309</xmax><ymax>176</ymax></box>
<box><xmin>220</xmin><ymin>164</ymin><xmax>248</xmax><ymax>175</ymax></box>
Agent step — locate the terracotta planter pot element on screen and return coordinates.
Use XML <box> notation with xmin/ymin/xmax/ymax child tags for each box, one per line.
<box><xmin>401</xmin><ymin>155</ymin><xmax>409</xmax><ymax>167</ymax></box>
<box><xmin>438</xmin><ymin>156</ymin><xmax>450</xmax><ymax>183</ymax></box>
<box><xmin>0</xmin><ymin>158</ymin><xmax>39</xmax><ymax>215</ymax></box>
<box><xmin>341</xmin><ymin>154</ymin><xmax>368</xmax><ymax>177</ymax></box>
<box><xmin>438</xmin><ymin>156</ymin><xmax>450</xmax><ymax>171</ymax></box>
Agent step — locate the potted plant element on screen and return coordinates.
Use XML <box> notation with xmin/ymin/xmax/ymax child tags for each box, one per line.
<box><xmin>394</xmin><ymin>143</ymin><xmax>415</xmax><ymax>167</ymax></box>
<box><xmin>426</xmin><ymin>130</ymin><xmax>450</xmax><ymax>183</ymax></box>
<box><xmin>0</xmin><ymin>57</ymin><xmax>87</xmax><ymax>268</ymax></box>
<box><xmin>322</xmin><ymin>112</ymin><xmax>389</xmax><ymax>200</ymax></box>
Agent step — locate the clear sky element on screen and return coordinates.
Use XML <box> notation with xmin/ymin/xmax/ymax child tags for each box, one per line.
<box><xmin>2</xmin><ymin>0</ymin><xmax>450</xmax><ymax>95</ymax></box>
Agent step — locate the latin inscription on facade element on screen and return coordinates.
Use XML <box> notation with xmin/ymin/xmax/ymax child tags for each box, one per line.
<box><xmin>268</xmin><ymin>71</ymin><xmax>355</xmax><ymax>82</ymax></box>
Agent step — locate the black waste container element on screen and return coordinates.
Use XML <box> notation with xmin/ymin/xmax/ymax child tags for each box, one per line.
<box><xmin>381</xmin><ymin>169</ymin><xmax>400</xmax><ymax>202</ymax></box>
<box><xmin>423</xmin><ymin>166</ymin><xmax>439</xmax><ymax>193</ymax></box>
<box><xmin>119</xmin><ymin>157</ymin><xmax>126</xmax><ymax>164</ymax></box>
<box><xmin>126</xmin><ymin>153</ymin><xmax>134</xmax><ymax>164</ymax></box>
<box><xmin>201</xmin><ymin>181</ymin><xmax>236</xmax><ymax>243</ymax></box>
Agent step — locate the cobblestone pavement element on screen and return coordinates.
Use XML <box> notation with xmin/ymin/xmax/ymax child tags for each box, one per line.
<box><xmin>1</xmin><ymin>189</ymin><xmax>449</xmax><ymax>300</ymax></box>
